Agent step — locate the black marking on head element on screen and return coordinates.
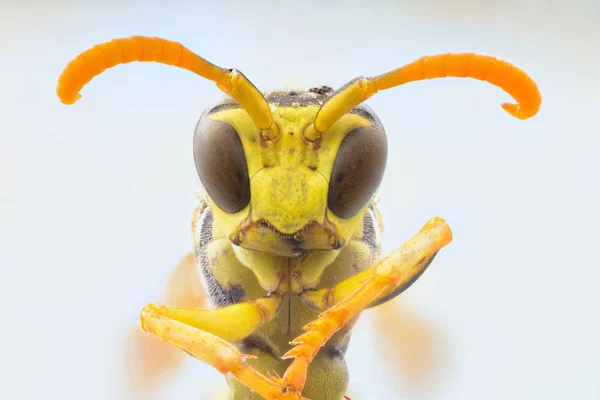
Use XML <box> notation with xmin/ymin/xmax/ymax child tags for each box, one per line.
<box><xmin>309</xmin><ymin>85</ymin><xmax>334</xmax><ymax>95</ymax></box>
<box><xmin>264</xmin><ymin>89</ymin><xmax>330</xmax><ymax>107</ymax></box>
<box><xmin>349</xmin><ymin>104</ymin><xmax>378</xmax><ymax>124</ymax></box>
<box><xmin>195</xmin><ymin>207</ymin><xmax>246</xmax><ymax>307</ymax></box>
<box><xmin>204</xmin><ymin>89</ymin><xmax>381</xmax><ymax>124</ymax></box>
<box><xmin>206</xmin><ymin>97</ymin><xmax>240</xmax><ymax>115</ymax></box>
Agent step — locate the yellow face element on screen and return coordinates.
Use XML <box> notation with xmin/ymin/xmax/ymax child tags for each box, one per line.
<box><xmin>56</xmin><ymin>36</ymin><xmax>540</xmax><ymax>261</ymax></box>
<box><xmin>193</xmin><ymin>88</ymin><xmax>388</xmax><ymax>258</ymax></box>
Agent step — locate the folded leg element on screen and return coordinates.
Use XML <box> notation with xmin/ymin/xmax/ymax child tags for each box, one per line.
<box><xmin>140</xmin><ymin>301</ymin><xmax>292</xmax><ymax>399</ymax></box>
<box><xmin>283</xmin><ymin>217</ymin><xmax>453</xmax><ymax>393</ymax></box>
<box><xmin>142</xmin><ymin>294</ymin><xmax>283</xmax><ymax>343</ymax></box>
<box><xmin>299</xmin><ymin>251</ymin><xmax>437</xmax><ymax>312</ymax></box>
<box><xmin>140</xmin><ymin>295</ymin><xmax>317</xmax><ymax>400</ymax></box>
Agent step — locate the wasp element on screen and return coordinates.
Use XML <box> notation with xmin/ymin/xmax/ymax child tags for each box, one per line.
<box><xmin>57</xmin><ymin>36</ymin><xmax>541</xmax><ymax>400</ymax></box>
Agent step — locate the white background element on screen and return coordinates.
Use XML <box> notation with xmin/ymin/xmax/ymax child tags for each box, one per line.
<box><xmin>1</xmin><ymin>1</ymin><xmax>599</xmax><ymax>399</ymax></box>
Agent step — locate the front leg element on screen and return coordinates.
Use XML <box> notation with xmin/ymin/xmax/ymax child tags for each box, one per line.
<box><xmin>141</xmin><ymin>295</ymin><xmax>283</xmax><ymax>343</ymax></box>
<box><xmin>140</xmin><ymin>295</ymin><xmax>307</xmax><ymax>400</ymax></box>
<box><xmin>300</xmin><ymin>253</ymin><xmax>437</xmax><ymax>312</ymax></box>
<box><xmin>282</xmin><ymin>217</ymin><xmax>453</xmax><ymax>393</ymax></box>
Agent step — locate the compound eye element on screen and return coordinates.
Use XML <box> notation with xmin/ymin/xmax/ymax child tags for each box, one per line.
<box><xmin>328</xmin><ymin>124</ymin><xmax>388</xmax><ymax>218</ymax></box>
<box><xmin>193</xmin><ymin>116</ymin><xmax>250</xmax><ymax>213</ymax></box>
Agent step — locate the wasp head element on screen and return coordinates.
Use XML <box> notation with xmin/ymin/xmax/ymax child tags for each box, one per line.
<box><xmin>194</xmin><ymin>88</ymin><xmax>387</xmax><ymax>258</ymax></box>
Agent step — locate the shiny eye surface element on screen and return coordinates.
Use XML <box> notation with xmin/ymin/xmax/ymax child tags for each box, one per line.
<box><xmin>193</xmin><ymin>116</ymin><xmax>250</xmax><ymax>213</ymax></box>
<box><xmin>328</xmin><ymin>123</ymin><xmax>388</xmax><ymax>218</ymax></box>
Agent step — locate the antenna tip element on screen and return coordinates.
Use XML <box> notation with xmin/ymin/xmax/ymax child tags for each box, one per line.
<box><xmin>57</xmin><ymin>87</ymin><xmax>81</xmax><ymax>105</ymax></box>
<box><xmin>501</xmin><ymin>102</ymin><xmax>538</xmax><ymax>120</ymax></box>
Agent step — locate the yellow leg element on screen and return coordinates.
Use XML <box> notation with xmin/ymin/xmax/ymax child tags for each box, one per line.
<box><xmin>299</xmin><ymin>251</ymin><xmax>435</xmax><ymax>313</ymax></box>
<box><xmin>282</xmin><ymin>217</ymin><xmax>453</xmax><ymax>393</ymax></box>
<box><xmin>140</xmin><ymin>300</ymin><xmax>309</xmax><ymax>400</ymax></box>
<box><xmin>142</xmin><ymin>295</ymin><xmax>283</xmax><ymax>343</ymax></box>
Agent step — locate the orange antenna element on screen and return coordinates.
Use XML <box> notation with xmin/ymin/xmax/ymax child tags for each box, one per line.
<box><xmin>57</xmin><ymin>36</ymin><xmax>279</xmax><ymax>138</ymax></box>
<box><xmin>304</xmin><ymin>53</ymin><xmax>541</xmax><ymax>142</ymax></box>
